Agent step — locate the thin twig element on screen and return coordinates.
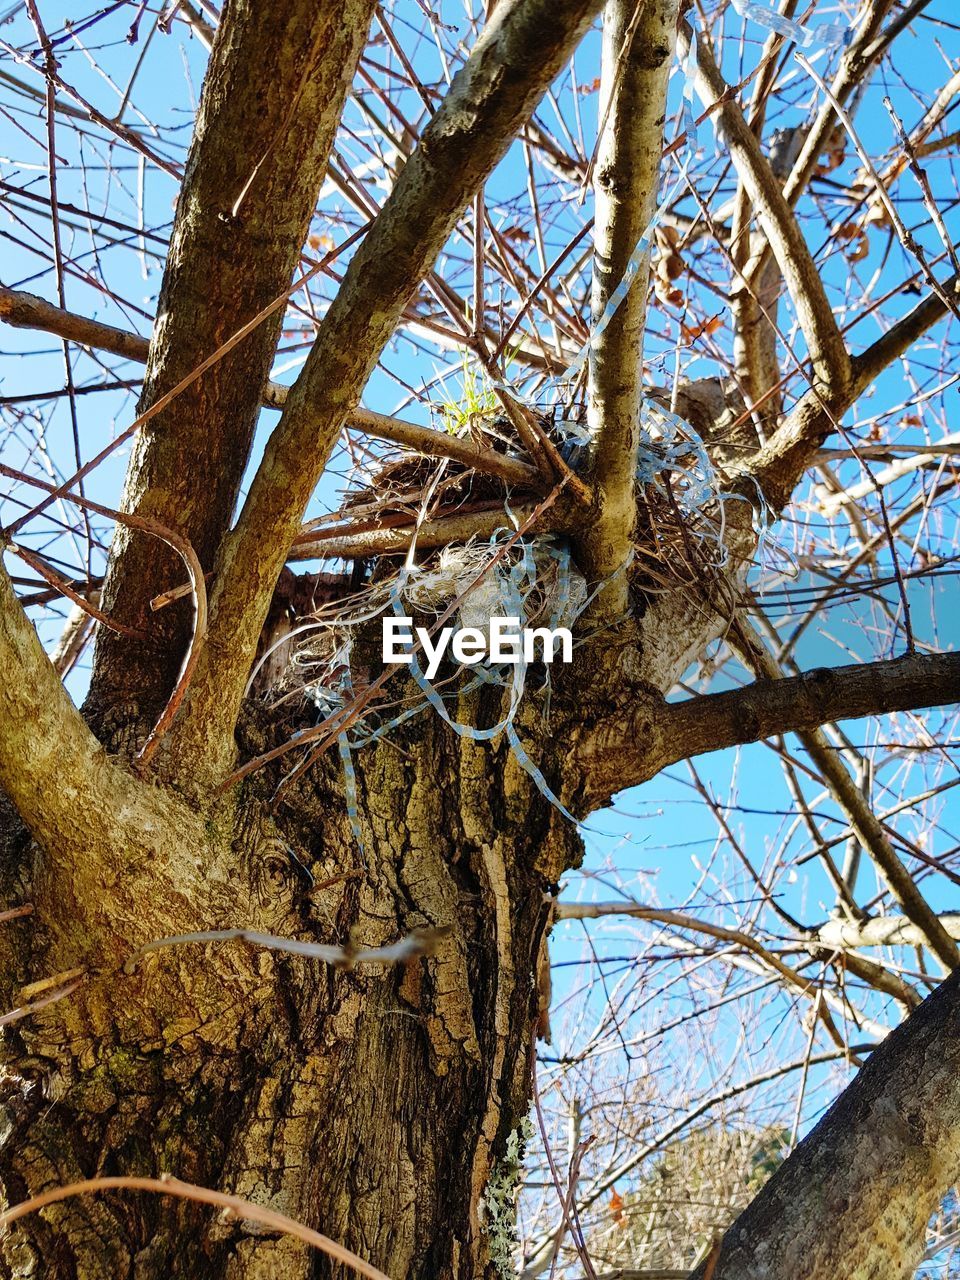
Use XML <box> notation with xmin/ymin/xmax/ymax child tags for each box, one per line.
<box><xmin>0</xmin><ymin>1176</ymin><xmax>391</xmax><ymax>1280</ymax></box>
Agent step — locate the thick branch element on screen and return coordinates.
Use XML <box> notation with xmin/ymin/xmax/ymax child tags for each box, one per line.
<box><xmin>0</xmin><ymin>560</ymin><xmax>140</xmax><ymax>864</ymax></box>
<box><xmin>818</xmin><ymin>914</ymin><xmax>960</xmax><ymax>950</ymax></box>
<box><xmin>165</xmin><ymin>0</ymin><xmax>606</xmax><ymax>780</ymax></box>
<box><xmin>663</xmin><ymin>651</ymin><xmax>960</xmax><ymax>771</ymax></box>
<box><xmin>855</xmin><ymin>274</ymin><xmax>960</xmax><ymax>384</ymax></box>
<box><xmin>348</xmin><ymin>408</ymin><xmax>542</xmax><ymax>490</ymax></box>
<box><xmin>781</xmin><ymin>0</ymin><xmax>898</xmax><ymax>209</ymax></box>
<box><xmin>87</xmin><ymin>0</ymin><xmax>376</xmax><ymax>722</ymax></box>
<box><xmin>578</xmin><ymin>651</ymin><xmax>960</xmax><ymax>810</ymax></box>
<box><xmin>521</xmin><ymin>1046</ymin><xmax>871</xmax><ymax>1276</ymax></box>
<box><xmin>737</xmin><ymin>273</ymin><xmax>960</xmax><ymax>511</ymax></box>
<box><xmin>290</xmin><ymin>503</ymin><xmax>549</xmax><ymax>562</ymax></box>
<box><xmin>689</xmin><ymin>965</ymin><xmax>960</xmax><ymax>1280</ymax></box>
<box><xmin>737</xmin><ymin>0</ymin><xmax>901</xmax><ymax>296</ymax></box>
<box><xmin>578</xmin><ymin>0</ymin><xmax>678</xmax><ymax>615</ymax></box>
<box><xmin>730</xmin><ymin>125</ymin><xmax>805</xmax><ymax>429</ymax></box>
<box><xmin>0</xmin><ymin>286</ymin><xmax>150</xmax><ymax>365</ymax></box>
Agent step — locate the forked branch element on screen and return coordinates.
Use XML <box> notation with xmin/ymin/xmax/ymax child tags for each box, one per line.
<box><xmin>738</xmin><ymin>273</ymin><xmax>960</xmax><ymax>510</ymax></box>
<box><xmin>165</xmin><ymin>0</ymin><xmax>607</xmax><ymax>780</ymax></box>
<box><xmin>680</xmin><ymin>25</ymin><xmax>851</xmax><ymax>397</ymax></box>
<box><xmin>0</xmin><ymin>560</ymin><xmax>143</xmax><ymax>865</ymax></box>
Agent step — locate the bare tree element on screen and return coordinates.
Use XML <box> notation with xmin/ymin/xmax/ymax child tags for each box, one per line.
<box><xmin>0</xmin><ymin>1</ymin><xmax>959</xmax><ymax>1278</ymax></box>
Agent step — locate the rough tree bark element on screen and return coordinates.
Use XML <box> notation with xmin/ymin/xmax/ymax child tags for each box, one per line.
<box><xmin>0</xmin><ymin>623</ymin><xmax>586</xmax><ymax>1277</ymax></box>
<box><xmin>0</xmin><ymin>2</ymin><xmax>610</xmax><ymax>1277</ymax></box>
<box><xmin>88</xmin><ymin>0</ymin><xmax>378</xmax><ymax>723</ymax></box>
<box><xmin>1</xmin><ymin>1</ymin><xmax>958</xmax><ymax>1279</ymax></box>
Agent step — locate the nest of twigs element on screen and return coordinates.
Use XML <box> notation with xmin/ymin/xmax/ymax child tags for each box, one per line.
<box><xmin>342</xmin><ymin>414</ymin><xmax>531</xmax><ymax>522</ymax></box>
<box><xmin>257</xmin><ymin>407</ymin><xmax>735</xmax><ymax>702</ymax></box>
<box><xmin>314</xmin><ymin>408</ymin><xmax>728</xmax><ymax>590</ymax></box>
<box><xmin>632</xmin><ymin>467</ymin><xmax>732</xmax><ymax>595</ymax></box>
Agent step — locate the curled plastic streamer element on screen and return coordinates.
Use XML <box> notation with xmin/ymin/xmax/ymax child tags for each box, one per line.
<box><xmin>388</xmin><ymin>538</ymin><xmax>534</xmax><ymax>743</ymax></box>
<box><xmin>636</xmin><ymin>403</ymin><xmax>715</xmax><ymax>510</ymax></box>
<box><xmin>291</xmin><ymin>529</ymin><xmax>582</xmax><ymax>848</ymax></box>
<box><xmin>337</xmin><ymin>733</ymin><xmax>366</xmax><ymax>863</ymax></box>
<box><xmin>304</xmin><ymin>653</ymin><xmax>367</xmax><ymax>862</ymax></box>
<box><xmin>285</xmin><ymin>10</ymin><xmax>789</xmax><ymax>848</ymax></box>
<box><xmin>391</xmin><ymin>540</ymin><xmax>580</xmax><ymax>824</ymax></box>
<box><xmin>729</xmin><ymin>0</ymin><xmax>852</xmax><ymax>52</ymax></box>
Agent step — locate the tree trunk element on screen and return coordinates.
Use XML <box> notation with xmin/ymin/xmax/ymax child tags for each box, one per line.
<box><xmin>689</xmin><ymin>965</ymin><xmax>960</xmax><ymax>1280</ymax></box>
<box><xmin>0</xmin><ymin>687</ymin><xmax>581</xmax><ymax>1279</ymax></box>
<box><xmin>87</xmin><ymin>0</ymin><xmax>376</xmax><ymax>722</ymax></box>
<box><xmin>4</xmin><ymin>2</ymin><xmax>959</xmax><ymax>1275</ymax></box>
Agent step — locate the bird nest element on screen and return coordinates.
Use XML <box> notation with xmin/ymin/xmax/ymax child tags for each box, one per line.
<box><xmin>247</xmin><ymin>402</ymin><xmax>745</xmax><ymax>831</ymax></box>
<box><xmin>257</xmin><ymin>403</ymin><xmax>735</xmax><ymax>711</ymax></box>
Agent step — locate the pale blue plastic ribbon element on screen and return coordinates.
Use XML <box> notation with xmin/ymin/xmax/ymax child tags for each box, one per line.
<box><xmin>373</xmin><ymin>537</ymin><xmax>579</xmax><ymax>823</ymax></box>
<box><xmin>729</xmin><ymin>0</ymin><xmax>852</xmax><ymax>52</ymax></box>
<box><xmin>299</xmin><ymin>8</ymin><xmax>798</xmax><ymax>848</ymax></box>
<box><xmin>337</xmin><ymin>732</ymin><xmax>366</xmax><ymax>862</ymax></box>
<box><xmin>304</xmin><ymin>667</ymin><xmax>367</xmax><ymax>861</ymax></box>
